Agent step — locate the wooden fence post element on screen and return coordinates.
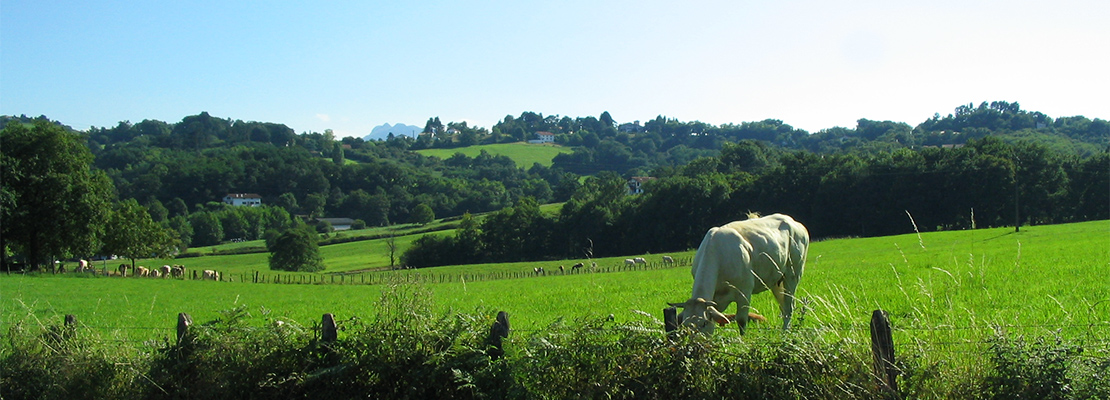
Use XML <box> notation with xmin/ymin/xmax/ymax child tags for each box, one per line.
<box><xmin>487</xmin><ymin>311</ymin><xmax>510</xmax><ymax>359</ymax></box>
<box><xmin>177</xmin><ymin>312</ymin><xmax>193</xmax><ymax>345</ymax></box>
<box><xmin>321</xmin><ymin>313</ymin><xmax>338</xmax><ymax>343</ymax></box>
<box><xmin>870</xmin><ymin>309</ymin><xmax>900</xmax><ymax>399</ymax></box>
<box><xmin>664</xmin><ymin>307</ymin><xmax>679</xmax><ymax>334</ymax></box>
<box><xmin>63</xmin><ymin>314</ymin><xmax>77</xmax><ymax>339</ymax></box>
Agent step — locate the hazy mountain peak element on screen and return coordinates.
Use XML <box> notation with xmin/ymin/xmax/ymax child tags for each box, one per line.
<box><xmin>365</xmin><ymin>123</ymin><xmax>421</xmax><ymax>141</ymax></box>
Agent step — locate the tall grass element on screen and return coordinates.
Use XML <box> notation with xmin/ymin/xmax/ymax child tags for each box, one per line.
<box><xmin>3</xmin><ymin>282</ymin><xmax>1106</xmax><ymax>399</ymax></box>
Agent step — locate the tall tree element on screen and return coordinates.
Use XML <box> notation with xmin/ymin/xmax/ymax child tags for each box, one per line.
<box><xmin>1</xmin><ymin>121</ymin><xmax>114</xmax><ymax>269</ymax></box>
<box><xmin>268</xmin><ymin>226</ymin><xmax>325</xmax><ymax>272</ymax></box>
<box><xmin>411</xmin><ymin>203</ymin><xmax>435</xmax><ymax>225</ymax></box>
<box><xmin>101</xmin><ymin>199</ymin><xmax>179</xmax><ymax>269</ymax></box>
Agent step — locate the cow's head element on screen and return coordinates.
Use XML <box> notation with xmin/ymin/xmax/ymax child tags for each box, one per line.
<box><xmin>668</xmin><ymin>297</ymin><xmax>730</xmax><ymax>334</ymax></box>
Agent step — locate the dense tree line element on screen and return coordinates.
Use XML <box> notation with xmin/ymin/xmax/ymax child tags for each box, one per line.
<box><xmin>402</xmin><ymin>137</ymin><xmax>1108</xmax><ymax>267</ymax></box>
<box><xmin>3</xmin><ymin>100</ymin><xmax>1106</xmax><ymax>268</ymax></box>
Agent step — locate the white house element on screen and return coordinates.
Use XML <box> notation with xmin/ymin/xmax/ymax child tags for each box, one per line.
<box><xmin>223</xmin><ymin>193</ymin><xmax>262</xmax><ymax>207</ymax></box>
<box><xmin>527</xmin><ymin>131</ymin><xmax>555</xmax><ymax>144</ymax></box>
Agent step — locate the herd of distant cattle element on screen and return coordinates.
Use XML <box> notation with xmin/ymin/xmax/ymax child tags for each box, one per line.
<box><xmin>64</xmin><ymin>259</ymin><xmax>222</xmax><ymax>281</ymax></box>
<box><xmin>533</xmin><ymin>255</ymin><xmax>677</xmax><ymax>275</ymax></box>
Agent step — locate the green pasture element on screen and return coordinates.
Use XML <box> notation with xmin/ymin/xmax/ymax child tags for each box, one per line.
<box><xmin>146</xmin><ymin>229</ymin><xmax>454</xmax><ymax>276</ymax></box>
<box><xmin>3</xmin><ymin>220</ymin><xmax>1108</xmax><ymax>362</ymax></box>
<box><xmin>415</xmin><ymin>142</ymin><xmax>573</xmax><ymax>167</ymax></box>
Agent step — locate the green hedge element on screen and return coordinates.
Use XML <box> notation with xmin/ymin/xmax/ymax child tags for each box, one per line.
<box><xmin>3</xmin><ymin>285</ymin><xmax>1107</xmax><ymax>400</ymax></box>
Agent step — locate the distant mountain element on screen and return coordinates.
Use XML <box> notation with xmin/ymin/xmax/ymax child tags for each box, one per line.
<box><xmin>365</xmin><ymin>123</ymin><xmax>421</xmax><ymax>141</ymax></box>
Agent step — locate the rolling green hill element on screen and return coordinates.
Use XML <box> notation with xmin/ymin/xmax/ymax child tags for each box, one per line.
<box><xmin>416</xmin><ymin>142</ymin><xmax>573</xmax><ymax>167</ymax></box>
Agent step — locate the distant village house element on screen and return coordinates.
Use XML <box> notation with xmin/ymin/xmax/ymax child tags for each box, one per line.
<box><xmin>223</xmin><ymin>193</ymin><xmax>262</xmax><ymax>207</ymax></box>
<box><xmin>627</xmin><ymin>177</ymin><xmax>656</xmax><ymax>195</ymax></box>
<box><xmin>528</xmin><ymin>131</ymin><xmax>555</xmax><ymax>144</ymax></box>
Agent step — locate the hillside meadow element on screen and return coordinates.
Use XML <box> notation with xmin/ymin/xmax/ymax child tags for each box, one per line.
<box><xmin>415</xmin><ymin>142</ymin><xmax>573</xmax><ymax>167</ymax></box>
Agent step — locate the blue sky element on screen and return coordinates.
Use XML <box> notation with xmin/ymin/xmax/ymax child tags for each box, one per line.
<box><xmin>3</xmin><ymin>1</ymin><xmax>1108</xmax><ymax>138</ymax></box>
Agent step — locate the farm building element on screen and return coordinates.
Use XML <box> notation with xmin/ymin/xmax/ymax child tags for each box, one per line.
<box><xmin>311</xmin><ymin>217</ymin><xmax>357</xmax><ymax>231</ymax></box>
<box><xmin>528</xmin><ymin>131</ymin><xmax>555</xmax><ymax>144</ymax></box>
<box><xmin>223</xmin><ymin>193</ymin><xmax>262</xmax><ymax>207</ymax></box>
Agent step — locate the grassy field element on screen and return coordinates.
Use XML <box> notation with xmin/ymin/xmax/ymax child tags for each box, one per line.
<box><xmin>3</xmin><ymin>220</ymin><xmax>1108</xmax><ymax>356</ymax></box>
<box><xmin>415</xmin><ymin>142</ymin><xmax>573</xmax><ymax>167</ymax></box>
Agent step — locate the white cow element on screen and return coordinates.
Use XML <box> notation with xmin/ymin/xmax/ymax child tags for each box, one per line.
<box><xmin>624</xmin><ymin>259</ymin><xmax>635</xmax><ymax>266</ymax></box>
<box><xmin>670</xmin><ymin>213</ymin><xmax>809</xmax><ymax>334</ymax></box>
<box><xmin>202</xmin><ymin>270</ymin><xmax>220</xmax><ymax>281</ymax></box>
<box><xmin>662</xmin><ymin>255</ymin><xmax>674</xmax><ymax>264</ymax></box>
<box><xmin>633</xmin><ymin>257</ymin><xmax>647</xmax><ymax>265</ymax></box>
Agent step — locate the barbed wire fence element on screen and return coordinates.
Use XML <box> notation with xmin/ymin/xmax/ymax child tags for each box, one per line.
<box><xmin>33</xmin><ymin>306</ymin><xmax>1110</xmax><ymax>355</ymax></box>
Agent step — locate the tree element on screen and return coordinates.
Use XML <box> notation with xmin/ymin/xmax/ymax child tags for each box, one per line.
<box><xmin>481</xmin><ymin>197</ymin><xmax>551</xmax><ymax>261</ymax></box>
<box><xmin>331</xmin><ymin>142</ymin><xmax>345</xmax><ymax>165</ymax></box>
<box><xmin>274</xmin><ymin>192</ymin><xmax>299</xmax><ymax>214</ymax></box>
<box><xmin>315</xmin><ymin>219</ymin><xmax>333</xmax><ymax>235</ymax></box>
<box><xmin>385</xmin><ymin>229</ymin><xmax>398</xmax><ymax>268</ymax></box>
<box><xmin>268</xmin><ymin>226</ymin><xmax>325</xmax><ymax>272</ymax></box>
<box><xmin>189</xmin><ymin>211</ymin><xmax>223</xmax><ymax>246</ymax></box>
<box><xmin>166</xmin><ymin>215</ymin><xmax>194</xmax><ymax>252</ymax></box>
<box><xmin>1</xmin><ymin>121</ymin><xmax>114</xmax><ymax>269</ymax></box>
<box><xmin>423</xmin><ymin>117</ymin><xmax>444</xmax><ymax>135</ymax></box>
<box><xmin>303</xmin><ymin>193</ymin><xmax>326</xmax><ymax>218</ymax></box>
<box><xmin>101</xmin><ymin>199</ymin><xmax>179</xmax><ymax>269</ymax></box>
<box><xmin>599</xmin><ymin>111</ymin><xmax>615</xmax><ymax>128</ymax></box>
<box><xmin>411</xmin><ymin>203</ymin><xmax>435</xmax><ymax>225</ymax></box>
<box><xmin>167</xmin><ymin>197</ymin><xmax>189</xmax><ymax>218</ymax></box>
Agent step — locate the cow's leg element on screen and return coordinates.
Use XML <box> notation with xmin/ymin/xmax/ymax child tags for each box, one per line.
<box><xmin>778</xmin><ymin>277</ymin><xmax>801</xmax><ymax>330</ymax></box>
<box><xmin>730</xmin><ymin>287</ymin><xmax>754</xmax><ymax>334</ymax></box>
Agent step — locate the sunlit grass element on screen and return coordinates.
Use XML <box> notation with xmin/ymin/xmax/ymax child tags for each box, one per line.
<box><xmin>415</xmin><ymin>142</ymin><xmax>573</xmax><ymax>167</ymax></box>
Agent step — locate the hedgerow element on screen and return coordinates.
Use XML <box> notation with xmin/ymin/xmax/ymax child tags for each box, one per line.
<box><xmin>2</xmin><ymin>284</ymin><xmax>1107</xmax><ymax>400</ymax></box>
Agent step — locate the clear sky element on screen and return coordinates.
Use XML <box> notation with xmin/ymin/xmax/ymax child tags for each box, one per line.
<box><xmin>3</xmin><ymin>1</ymin><xmax>1108</xmax><ymax>138</ymax></box>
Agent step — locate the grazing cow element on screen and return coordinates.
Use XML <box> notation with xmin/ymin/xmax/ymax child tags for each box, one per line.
<box><xmin>150</xmin><ymin>270</ymin><xmax>162</xmax><ymax>278</ymax></box>
<box><xmin>78</xmin><ymin>259</ymin><xmax>89</xmax><ymax>272</ymax></box>
<box><xmin>559</xmin><ymin>265</ymin><xmax>565</xmax><ymax>273</ymax></box>
<box><xmin>662</xmin><ymin>255</ymin><xmax>674</xmax><ymax>264</ymax></box>
<box><xmin>624</xmin><ymin>259</ymin><xmax>635</xmax><ymax>266</ymax></box>
<box><xmin>669</xmin><ymin>213</ymin><xmax>809</xmax><ymax>334</ymax></box>
<box><xmin>202</xmin><ymin>270</ymin><xmax>219</xmax><ymax>280</ymax></box>
<box><xmin>171</xmin><ymin>265</ymin><xmax>185</xmax><ymax>278</ymax></box>
<box><xmin>572</xmin><ymin>262</ymin><xmax>583</xmax><ymax>272</ymax></box>
<box><xmin>118</xmin><ymin>264</ymin><xmax>128</xmax><ymax>277</ymax></box>
<box><xmin>532</xmin><ymin>267</ymin><xmax>545</xmax><ymax>275</ymax></box>
<box><xmin>160</xmin><ymin>265</ymin><xmax>172</xmax><ymax>277</ymax></box>
<box><xmin>136</xmin><ymin>266</ymin><xmax>149</xmax><ymax>277</ymax></box>
<box><xmin>633</xmin><ymin>257</ymin><xmax>647</xmax><ymax>265</ymax></box>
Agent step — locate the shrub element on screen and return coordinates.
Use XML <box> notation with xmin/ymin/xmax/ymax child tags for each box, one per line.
<box><xmin>1</xmin><ymin>317</ymin><xmax>142</xmax><ymax>399</ymax></box>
